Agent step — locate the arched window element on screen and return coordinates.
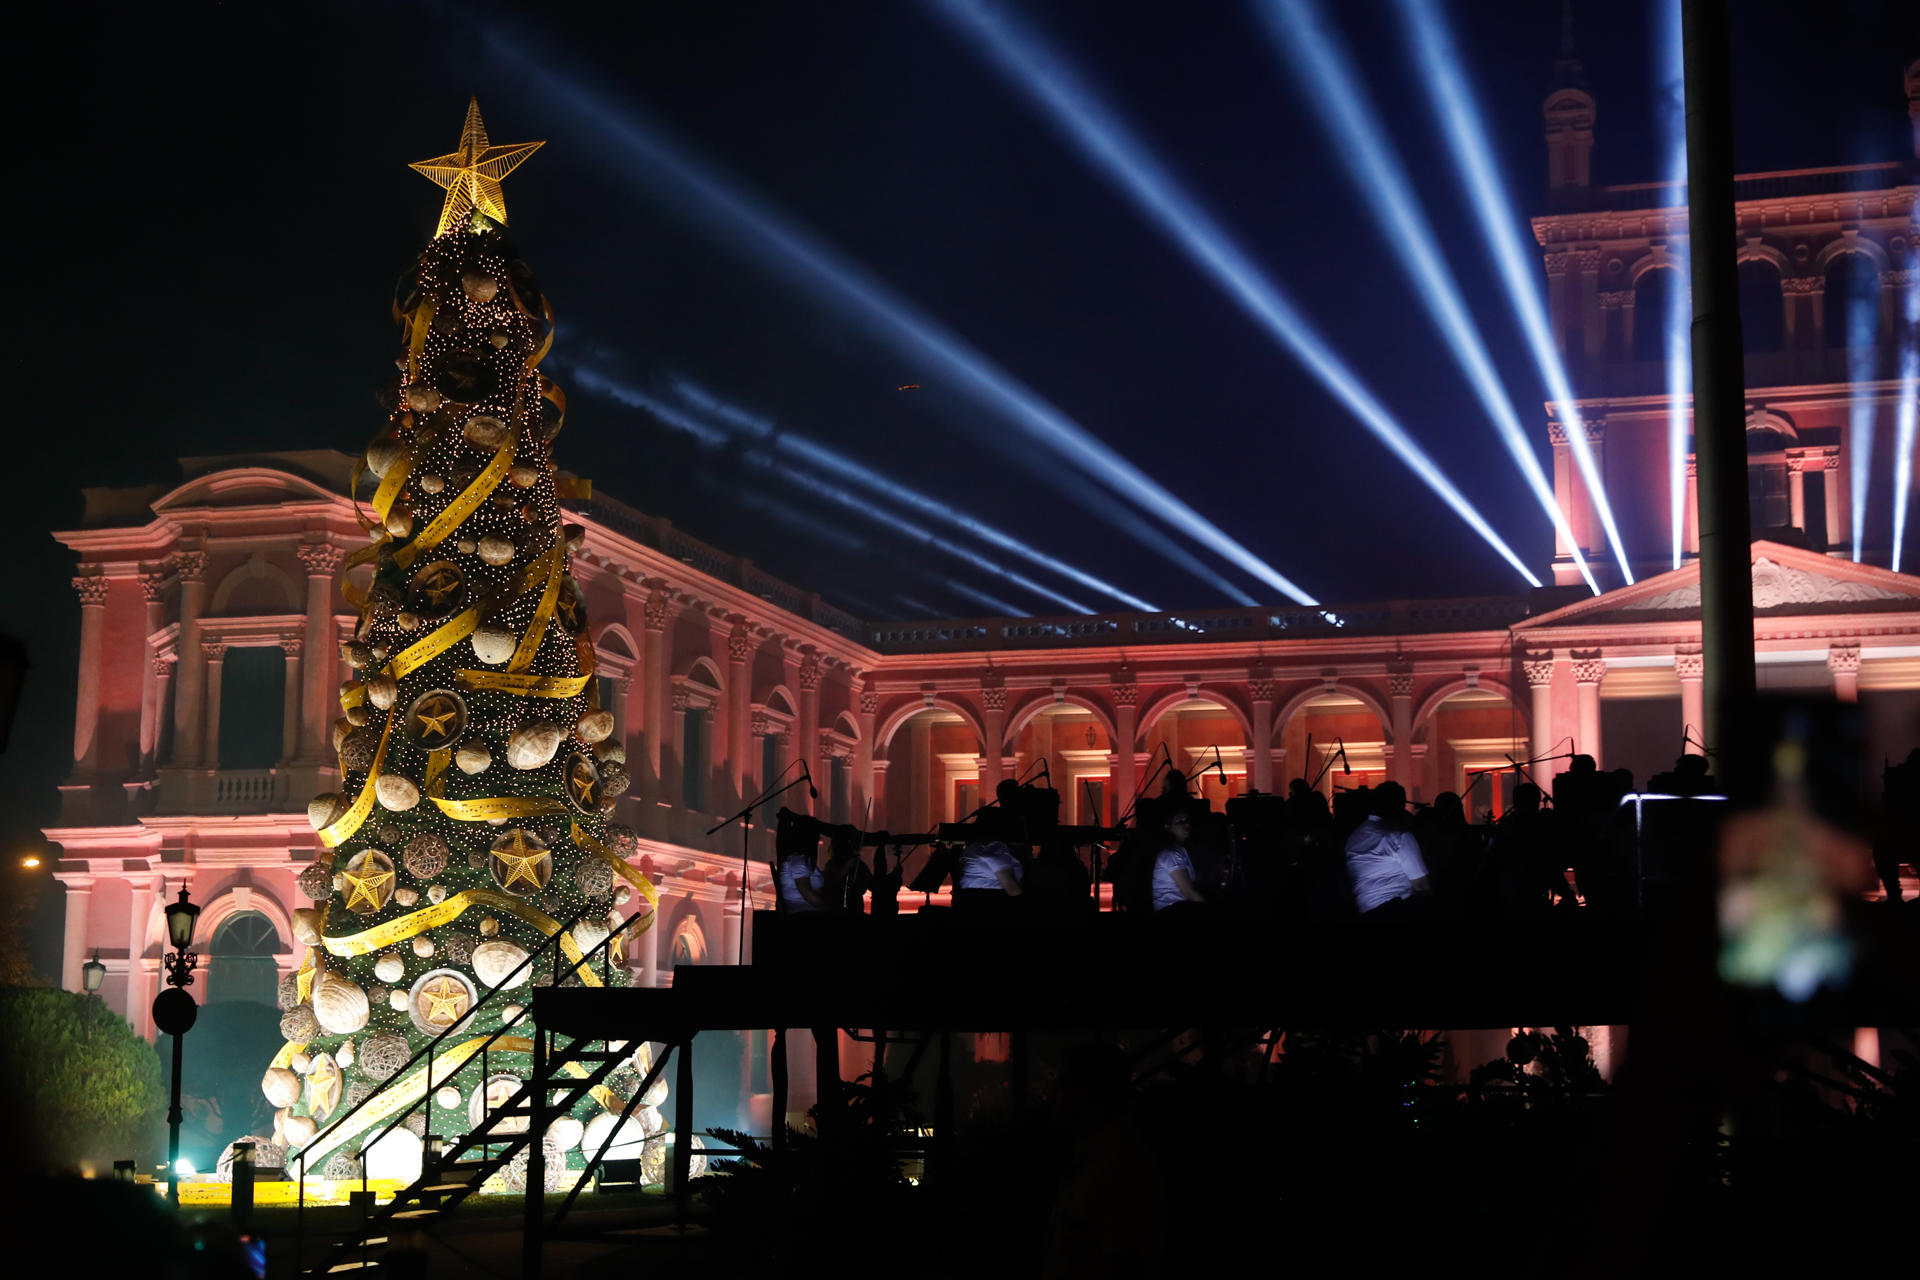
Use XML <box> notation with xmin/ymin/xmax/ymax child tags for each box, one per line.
<box><xmin>217</xmin><ymin>647</ymin><xmax>285</xmax><ymax>769</ymax></box>
<box><xmin>670</xmin><ymin>914</ymin><xmax>708</xmax><ymax>967</ymax></box>
<box><xmin>1737</xmin><ymin>260</ymin><xmax>1784</xmax><ymax>353</ymax></box>
<box><xmin>1823</xmin><ymin>252</ymin><xmax>1879</xmax><ymax>349</ymax></box>
<box><xmin>208</xmin><ymin>910</ymin><xmax>281</xmax><ymax>1006</ymax></box>
<box><xmin>1633</xmin><ymin>267</ymin><xmax>1684</xmax><ymax>362</ymax></box>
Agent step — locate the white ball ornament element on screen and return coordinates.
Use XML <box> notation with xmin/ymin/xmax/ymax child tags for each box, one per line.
<box><xmin>374</xmin><ymin>953</ymin><xmax>405</xmax><ymax>984</ymax></box>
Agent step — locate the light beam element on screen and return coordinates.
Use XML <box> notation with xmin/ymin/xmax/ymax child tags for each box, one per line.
<box><xmin>485</xmin><ymin>28</ymin><xmax>1297</xmax><ymax>606</ymax></box>
<box><xmin>570</xmin><ymin>370</ymin><xmax>1081</xmax><ymax>613</ymax></box>
<box><xmin>1260</xmin><ymin>0</ymin><xmax>1593</xmax><ymax>592</ymax></box>
<box><xmin>670</xmin><ymin>377</ymin><xmax>1160</xmax><ymax>610</ymax></box>
<box><xmin>1394</xmin><ymin>0</ymin><xmax>1637</xmax><ymax>585</ymax></box>
<box><xmin>1893</xmin><ymin>278</ymin><xmax>1917</xmax><ymax>572</ymax></box>
<box><xmin>1654</xmin><ymin>0</ymin><xmax>1692</xmax><ymax>571</ymax></box>
<box><xmin>933</xmin><ymin>0</ymin><xmax>1542</xmax><ymax>589</ymax></box>
<box><xmin>1848</xmin><ymin>281</ymin><xmax>1880</xmax><ymax>563</ymax></box>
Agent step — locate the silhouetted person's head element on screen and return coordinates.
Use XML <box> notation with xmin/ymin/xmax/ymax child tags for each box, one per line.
<box><xmin>1570</xmin><ymin>754</ymin><xmax>1596</xmax><ymax>774</ymax></box>
<box><xmin>1160</xmin><ymin>808</ymin><xmax>1191</xmax><ymax>848</ymax></box>
<box><xmin>996</xmin><ymin>778</ymin><xmax>1021</xmax><ymax>808</ymax></box>
<box><xmin>1676</xmin><ymin>754</ymin><xmax>1708</xmax><ymax>778</ymax></box>
<box><xmin>1288</xmin><ymin>777</ymin><xmax>1311</xmax><ymax>800</ymax></box>
<box><xmin>1433</xmin><ymin>791</ymin><xmax>1465</xmax><ymax>823</ymax></box>
<box><xmin>1162</xmin><ymin>769</ymin><xmax>1189</xmax><ymax>798</ymax></box>
<box><xmin>1513</xmin><ymin>783</ymin><xmax>1543</xmax><ymax>815</ymax></box>
<box><xmin>1611</xmin><ymin>767</ymin><xmax>1635</xmax><ymax>793</ymax></box>
<box><xmin>1372</xmin><ymin>780</ymin><xmax>1407</xmax><ymax>819</ymax></box>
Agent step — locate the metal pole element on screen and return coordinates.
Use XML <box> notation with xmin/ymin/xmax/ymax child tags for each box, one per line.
<box><xmin>167</xmin><ymin>1031</ymin><xmax>184</xmax><ymax>1206</ymax></box>
<box><xmin>1683</xmin><ymin>0</ymin><xmax>1755</xmax><ymax>748</ymax></box>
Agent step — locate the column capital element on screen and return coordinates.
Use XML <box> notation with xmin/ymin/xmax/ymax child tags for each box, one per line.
<box><xmin>727</xmin><ymin>620</ymin><xmax>754</xmax><ymax>663</ymax></box>
<box><xmin>1247</xmin><ymin>673</ymin><xmax>1274</xmax><ymax>703</ymax></box>
<box><xmin>797</xmin><ymin>653</ymin><xmax>821</xmax><ymax>691</ymax></box>
<box><xmin>858</xmin><ymin>689</ymin><xmax>880</xmax><ymax>716</ymax></box>
<box><xmin>202</xmin><ymin>638</ymin><xmax>228</xmax><ymax>662</ymax></box>
<box><xmin>1522</xmin><ymin>652</ymin><xmax>1557</xmax><ymax>687</ymax></box>
<box><xmin>296</xmin><ymin>542</ymin><xmax>343</xmax><ymax>577</ymax></box>
<box><xmin>611</xmin><ymin>674</ymin><xmax>633</xmax><ymax>694</ymax></box>
<box><xmin>140</xmin><ymin>571</ymin><xmax>171</xmax><ymax>602</ymax></box>
<box><xmin>670</xmin><ymin>688</ymin><xmax>690</xmax><ymax>713</ymax></box>
<box><xmin>1570</xmin><ymin>652</ymin><xmax>1606</xmax><ymax>686</ymax></box>
<box><xmin>153</xmin><ymin>651</ymin><xmax>177</xmax><ymax>678</ymax></box>
<box><xmin>979</xmin><ymin>683</ymin><xmax>1006</xmax><ymax>713</ymax></box>
<box><xmin>1826</xmin><ymin>641</ymin><xmax>1861</xmax><ymax>675</ymax></box>
<box><xmin>643</xmin><ymin>584</ymin><xmax>674</xmax><ymax>632</ymax></box>
<box><xmin>1674</xmin><ymin>646</ymin><xmax>1705</xmax><ymax>680</ymax></box>
<box><xmin>1387</xmin><ymin>672</ymin><xmax>1415</xmax><ymax>699</ymax></box>
<box><xmin>1110</xmin><ymin>680</ymin><xmax>1138</xmax><ymax>708</ymax></box>
<box><xmin>72</xmin><ymin>573</ymin><xmax>110</xmax><ymax>608</ymax></box>
<box><xmin>279</xmin><ymin>632</ymin><xmax>305</xmax><ymax>658</ymax></box>
<box><xmin>173</xmin><ymin>550</ymin><xmax>207</xmax><ymax>583</ymax></box>
<box><xmin>1781</xmin><ymin>274</ymin><xmax>1822</xmax><ymax>295</ymax></box>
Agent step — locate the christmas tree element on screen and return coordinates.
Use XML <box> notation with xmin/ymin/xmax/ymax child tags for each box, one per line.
<box><xmin>263</xmin><ymin>100</ymin><xmax>665</xmax><ymax>1190</ymax></box>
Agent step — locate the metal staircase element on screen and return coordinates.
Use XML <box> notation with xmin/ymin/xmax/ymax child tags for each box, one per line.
<box><xmin>292</xmin><ymin>908</ymin><xmax>675</xmax><ymax>1277</ymax></box>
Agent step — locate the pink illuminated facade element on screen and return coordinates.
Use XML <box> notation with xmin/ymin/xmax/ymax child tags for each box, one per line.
<box><xmin>40</xmin><ymin>61</ymin><xmax>1920</xmax><ymax>1052</ymax></box>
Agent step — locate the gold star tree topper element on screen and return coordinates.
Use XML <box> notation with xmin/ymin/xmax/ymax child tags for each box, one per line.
<box><xmin>410</xmin><ymin>98</ymin><xmax>544</xmax><ymax>237</ymax></box>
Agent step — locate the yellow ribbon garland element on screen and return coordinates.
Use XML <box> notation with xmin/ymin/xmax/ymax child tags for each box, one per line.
<box><xmin>321</xmin><ymin>888</ymin><xmax>602</xmax><ymax>991</ymax></box>
<box><xmin>430</xmin><ymin>793</ymin><xmax>570</xmax><ymax>823</ymax></box>
<box><xmin>506</xmin><ymin>551</ymin><xmax>563</xmax><ymax>673</ymax></box>
<box><xmin>369</xmin><ymin>445</ymin><xmax>419</xmax><ymax>524</ymax></box>
<box><xmin>395</xmin><ymin>440</ymin><xmax>515</xmax><ymax>571</ymax></box>
<box><xmin>407</xmin><ymin>299</ymin><xmax>436</xmax><ymax>381</ymax></box>
<box><xmin>271</xmin><ymin>1041</ymin><xmax>308</xmax><ymax>1071</ymax></box>
<box><xmin>319</xmin><ymin>710</ymin><xmax>396</xmax><ymax>849</ymax></box>
<box><xmin>455</xmin><ymin>667</ymin><xmax>594</xmax><ymax>698</ymax></box>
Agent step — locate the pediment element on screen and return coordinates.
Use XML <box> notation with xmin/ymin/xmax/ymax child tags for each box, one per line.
<box><xmin>1518</xmin><ymin>542</ymin><xmax>1920</xmax><ymax>629</ymax></box>
<box><xmin>152</xmin><ymin>464</ymin><xmax>343</xmax><ymax>514</ymax></box>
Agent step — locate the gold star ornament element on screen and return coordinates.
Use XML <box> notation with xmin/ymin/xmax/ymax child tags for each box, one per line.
<box><xmin>489</xmin><ymin>828</ymin><xmax>552</xmax><ymax>895</ymax></box>
<box><xmin>418</xmin><ymin>976</ymin><xmax>472</xmax><ymax>1026</ymax></box>
<box><xmin>306</xmin><ymin>1052</ymin><xmax>342</xmax><ymax>1120</ymax></box>
<box><xmin>341</xmin><ymin>850</ymin><xmax>397</xmax><ymax>914</ymax></box>
<box><xmin>410</xmin><ymin>98</ymin><xmax>544</xmax><ymax>237</ymax></box>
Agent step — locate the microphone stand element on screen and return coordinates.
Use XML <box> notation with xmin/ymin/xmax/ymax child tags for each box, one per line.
<box><xmin>1116</xmin><ymin>742</ymin><xmax>1173</xmax><ymax>828</ymax></box>
<box><xmin>708</xmin><ymin>767</ymin><xmax>815</xmax><ymax>965</ymax></box>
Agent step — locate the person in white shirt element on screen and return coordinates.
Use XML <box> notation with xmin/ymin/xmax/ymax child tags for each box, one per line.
<box><xmin>773</xmin><ymin>807</ymin><xmax>828</xmax><ymax>913</ymax></box>
<box><xmin>1151</xmin><ymin>810</ymin><xmax>1207</xmax><ymax>911</ymax></box>
<box><xmin>957</xmin><ymin>838</ymin><xmax>1024</xmax><ymax>897</ymax></box>
<box><xmin>1343</xmin><ymin>782</ymin><xmax>1432</xmax><ymax>916</ymax></box>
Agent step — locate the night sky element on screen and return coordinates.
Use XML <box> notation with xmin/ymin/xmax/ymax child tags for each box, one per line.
<box><xmin>3</xmin><ymin>0</ymin><xmax>1912</xmax><ymax>846</ymax></box>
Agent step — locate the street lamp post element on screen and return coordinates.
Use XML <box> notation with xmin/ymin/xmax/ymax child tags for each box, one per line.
<box><xmin>151</xmin><ymin>887</ymin><xmax>202</xmax><ymax>1208</ymax></box>
<box><xmin>81</xmin><ymin>950</ymin><xmax>105</xmax><ymax>996</ymax></box>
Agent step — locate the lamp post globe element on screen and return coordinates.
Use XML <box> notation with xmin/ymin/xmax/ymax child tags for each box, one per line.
<box><xmin>81</xmin><ymin>950</ymin><xmax>105</xmax><ymax>995</ymax></box>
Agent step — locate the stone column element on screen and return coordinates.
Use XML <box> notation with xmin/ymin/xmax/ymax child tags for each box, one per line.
<box><xmin>148</xmin><ymin>654</ymin><xmax>176</xmax><ymax>771</ymax></box>
<box><xmin>279</xmin><ymin>633</ymin><xmax>304</xmax><ymax>765</ymax></box>
<box><xmin>634</xmin><ymin>890</ymin><xmax>663</xmax><ymax>988</ymax></box>
<box><xmin>797</xmin><ymin>654</ymin><xmax>821</xmax><ymax>816</ymax></box>
<box><xmin>172</xmin><ymin>552</ymin><xmax>209</xmax><ymax>767</ymax></box>
<box><xmin>1247</xmin><ymin>671</ymin><xmax>1275</xmax><ymax>793</ymax></box>
<box><xmin>667</xmin><ymin>689</ymin><xmax>689</xmax><ymax>807</ymax></box>
<box><xmin>1572</xmin><ymin>652</ymin><xmax>1606</xmax><ymax>766</ymax></box>
<box><xmin>1388</xmin><ymin>671</ymin><xmax>1415</xmax><ymax>791</ymax></box>
<box><xmin>1822</xmin><ymin>449</ymin><xmax>1843</xmax><ymax>551</ymax></box>
<box><xmin>855</xmin><ymin>687</ymin><xmax>877</xmax><ymax>824</ymax></box>
<box><xmin>1676</xmin><ymin>648</ymin><xmax>1707</xmax><ymax>754</ymax></box>
<box><xmin>869</xmin><ymin>759</ymin><xmax>890</xmax><ymax>831</ymax></box>
<box><xmin>1684</xmin><ymin>458</ymin><xmax>1700</xmax><ymax>557</ymax></box>
<box><xmin>720</xmin><ymin>901</ymin><xmax>743</xmax><ymax>967</ymax></box>
<box><xmin>1523</xmin><ymin>653</ymin><xmax>1557</xmax><ymax>769</ymax></box>
<box><xmin>642</xmin><ymin>584</ymin><xmax>674</xmax><ymax>798</ymax></box>
<box><xmin>1576</xmin><ymin>250</ymin><xmax>1603</xmax><ymax>369</ymax></box>
<box><xmin>1828</xmin><ymin>641</ymin><xmax>1861</xmax><ymax>704</ymax></box>
<box><xmin>126</xmin><ymin>876</ymin><xmax>157</xmax><ymax>1039</ymax></box>
<box><xmin>1111</xmin><ymin>677</ymin><xmax>1138</xmax><ymax>810</ymax></box>
<box><xmin>296</xmin><ymin>543</ymin><xmax>343</xmax><ymax>765</ymax></box>
<box><xmin>138</xmin><ymin>573</ymin><xmax>168</xmax><ymax>773</ymax></box>
<box><xmin>59</xmin><ymin>877</ymin><xmax>94</xmax><ymax>993</ymax></box>
<box><xmin>727</xmin><ymin>621</ymin><xmax>753</xmax><ymax>806</ymax></box>
<box><xmin>1787</xmin><ymin>454</ymin><xmax>1807</xmax><ymax>532</ymax></box>
<box><xmin>614</xmin><ymin>675</ymin><xmax>636</xmax><ymax>756</ymax></box>
<box><xmin>71</xmin><ymin>573</ymin><xmax>110</xmax><ymax>774</ymax></box>
<box><xmin>979</xmin><ymin>681</ymin><xmax>1006</xmax><ymax>794</ymax></box>
<box><xmin>201</xmin><ymin>640</ymin><xmax>228</xmax><ymax>769</ymax></box>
